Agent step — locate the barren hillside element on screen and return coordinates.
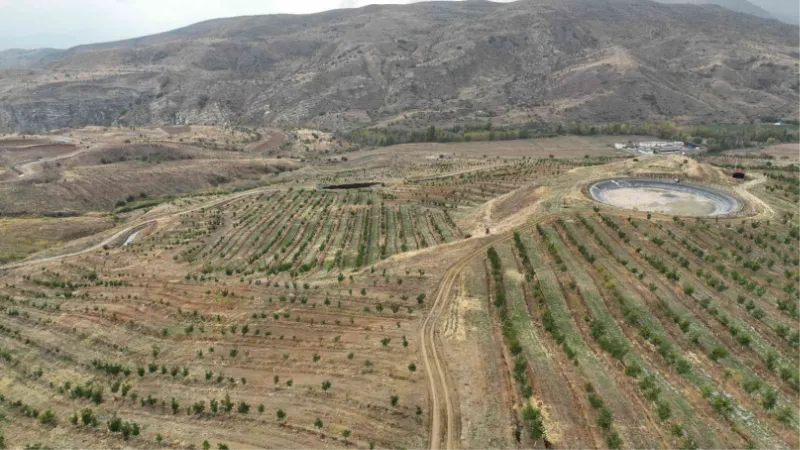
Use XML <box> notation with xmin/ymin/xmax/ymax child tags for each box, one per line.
<box><xmin>654</xmin><ymin>0</ymin><xmax>775</xmax><ymax>20</ymax></box>
<box><xmin>0</xmin><ymin>0</ymin><xmax>797</xmax><ymax>132</ymax></box>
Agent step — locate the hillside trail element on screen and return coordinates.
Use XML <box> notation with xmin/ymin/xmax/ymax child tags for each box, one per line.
<box><xmin>0</xmin><ymin>187</ymin><xmax>274</xmax><ymax>271</ymax></box>
<box><xmin>9</xmin><ymin>141</ymin><xmax>93</xmax><ymax>178</ymax></box>
<box><xmin>733</xmin><ymin>173</ymin><xmax>773</xmax><ymax>219</ymax></box>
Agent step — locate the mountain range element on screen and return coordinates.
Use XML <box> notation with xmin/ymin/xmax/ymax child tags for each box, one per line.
<box><xmin>0</xmin><ymin>0</ymin><xmax>797</xmax><ymax>132</ymax></box>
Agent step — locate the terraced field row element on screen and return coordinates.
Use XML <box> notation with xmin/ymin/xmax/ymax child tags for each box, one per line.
<box><xmin>151</xmin><ymin>189</ymin><xmax>463</xmax><ymax>277</ymax></box>
<box><xmin>467</xmin><ymin>205</ymin><xmax>799</xmax><ymax>449</ymax></box>
<box><xmin>0</xmin><ymin>243</ymin><xmax>437</xmax><ymax>449</ymax></box>
<box><xmin>396</xmin><ymin>158</ymin><xmax>609</xmax><ymax>209</ymax></box>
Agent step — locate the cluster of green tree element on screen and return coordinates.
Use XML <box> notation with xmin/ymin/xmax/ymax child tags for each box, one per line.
<box><xmin>513</xmin><ymin>232</ymin><xmax>535</xmax><ymax>282</ymax></box>
<box><xmin>19</xmin><ymin>442</ymin><xmax>49</xmax><ymax>450</ymax></box>
<box><xmin>584</xmin><ymin>383</ymin><xmax>624</xmax><ymax>449</ymax></box>
<box><xmin>114</xmin><ymin>192</ymin><xmax>154</xmax><ymax>209</ymax></box>
<box><xmin>340</xmin><ymin>121</ymin><xmax>798</xmax><ymax>152</ymax></box>
<box><xmin>107</xmin><ymin>416</ymin><xmax>140</xmax><ymax>440</ymax></box>
<box><xmin>115</xmin><ymin>198</ymin><xmax>164</xmax><ymax>213</ymax></box>
<box><xmin>342</xmin><ymin>121</ymin><xmax>551</xmax><ymax>146</ymax></box>
<box><xmin>487</xmin><ymin>247</ymin><xmax>505</xmax><ymax>309</ymax></box>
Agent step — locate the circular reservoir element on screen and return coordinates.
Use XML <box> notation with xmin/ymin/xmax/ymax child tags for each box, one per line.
<box><xmin>588</xmin><ymin>178</ymin><xmax>740</xmax><ymax>217</ymax></box>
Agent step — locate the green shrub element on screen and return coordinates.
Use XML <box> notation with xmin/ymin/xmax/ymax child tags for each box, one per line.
<box><xmin>522</xmin><ymin>404</ymin><xmax>546</xmax><ymax>441</ymax></box>
<box><xmin>39</xmin><ymin>409</ymin><xmax>56</xmax><ymax>426</ymax></box>
<box><xmin>606</xmin><ymin>430</ymin><xmax>623</xmax><ymax>450</ymax></box>
<box><xmin>597</xmin><ymin>408</ymin><xmax>613</xmax><ymax>429</ymax></box>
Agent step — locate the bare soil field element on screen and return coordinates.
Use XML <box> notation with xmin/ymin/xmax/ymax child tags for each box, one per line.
<box><xmin>0</xmin><ymin>129</ymin><xmax>797</xmax><ymax>450</ymax></box>
<box><xmin>357</xmin><ymin>135</ymin><xmax>631</xmax><ymax>159</ymax></box>
<box><xmin>248</xmin><ymin>131</ymin><xmax>287</xmax><ymax>153</ymax></box>
<box><xmin>0</xmin><ymin>215</ymin><xmax>114</xmax><ymax>263</ymax></box>
<box><xmin>0</xmin><ymin>129</ymin><xmax>300</xmax><ymax>217</ymax></box>
<box><xmin>161</xmin><ymin>126</ymin><xmax>192</xmax><ymax>135</ymax></box>
<box><xmin>0</xmin><ymin>158</ymin><xmax>298</xmax><ymax>216</ymax></box>
<box><xmin>0</xmin><ymin>143</ymin><xmax>77</xmax><ymax>165</ymax></box>
<box><xmin>0</xmin><ymin>138</ymin><xmax>53</xmax><ymax>147</ymax></box>
<box><xmin>723</xmin><ymin>144</ymin><xmax>800</xmax><ymax>164</ymax></box>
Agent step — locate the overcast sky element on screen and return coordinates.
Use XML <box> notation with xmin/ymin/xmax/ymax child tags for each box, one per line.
<box><xmin>1</xmin><ymin>0</ymin><xmax>797</xmax><ymax>51</ymax></box>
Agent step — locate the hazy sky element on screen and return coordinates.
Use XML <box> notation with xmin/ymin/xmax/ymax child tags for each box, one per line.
<box><xmin>0</xmin><ymin>0</ymin><xmax>383</xmax><ymax>50</ymax></box>
<box><xmin>0</xmin><ymin>0</ymin><xmax>797</xmax><ymax>51</ymax></box>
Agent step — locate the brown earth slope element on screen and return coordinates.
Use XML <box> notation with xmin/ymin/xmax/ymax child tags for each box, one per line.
<box><xmin>0</xmin><ymin>0</ymin><xmax>797</xmax><ymax>132</ymax></box>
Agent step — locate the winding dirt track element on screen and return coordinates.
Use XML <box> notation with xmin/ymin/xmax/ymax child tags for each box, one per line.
<box><xmin>0</xmin><ymin>188</ymin><xmax>272</xmax><ymax>271</ymax></box>
<box><xmin>419</xmin><ymin>256</ymin><xmax>461</xmax><ymax>450</ymax></box>
<box><xmin>733</xmin><ymin>173</ymin><xmax>773</xmax><ymax>219</ymax></box>
<box><xmin>420</xmin><ymin>183</ymin><xmax>569</xmax><ymax>450</ymax></box>
<box><xmin>14</xmin><ymin>148</ymin><xmax>88</xmax><ymax>177</ymax></box>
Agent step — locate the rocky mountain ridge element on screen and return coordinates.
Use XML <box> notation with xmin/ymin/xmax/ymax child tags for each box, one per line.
<box><xmin>0</xmin><ymin>0</ymin><xmax>797</xmax><ymax>132</ymax></box>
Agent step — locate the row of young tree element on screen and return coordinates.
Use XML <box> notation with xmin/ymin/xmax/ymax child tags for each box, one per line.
<box><xmin>486</xmin><ymin>245</ymin><xmax>547</xmax><ymax>445</ymax></box>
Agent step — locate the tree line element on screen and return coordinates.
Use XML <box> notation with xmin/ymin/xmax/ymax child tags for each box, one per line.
<box><xmin>339</xmin><ymin>121</ymin><xmax>798</xmax><ymax>152</ymax></box>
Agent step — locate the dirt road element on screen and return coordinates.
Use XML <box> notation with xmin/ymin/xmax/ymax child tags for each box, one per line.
<box><xmin>0</xmin><ymin>187</ymin><xmax>273</xmax><ymax>271</ymax></box>
<box><xmin>733</xmin><ymin>173</ymin><xmax>773</xmax><ymax>219</ymax></box>
<box><xmin>420</xmin><ymin>181</ymin><xmax>569</xmax><ymax>449</ymax></box>
<box><xmin>8</xmin><ymin>141</ymin><xmax>90</xmax><ymax>178</ymax></box>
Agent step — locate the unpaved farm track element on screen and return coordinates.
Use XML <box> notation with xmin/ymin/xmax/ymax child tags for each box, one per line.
<box><xmin>734</xmin><ymin>173</ymin><xmax>773</xmax><ymax>219</ymax></box>
<box><xmin>7</xmin><ymin>143</ymin><xmax>90</xmax><ymax>178</ymax></box>
<box><xmin>421</xmin><ymin>184</ymin><xmax>569</xmax><ymax>450</ymax></box>
<box><xmin>0</xmin><ymin>188</ymin><xmax>273</xmax><ymax>271</ymax></box>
